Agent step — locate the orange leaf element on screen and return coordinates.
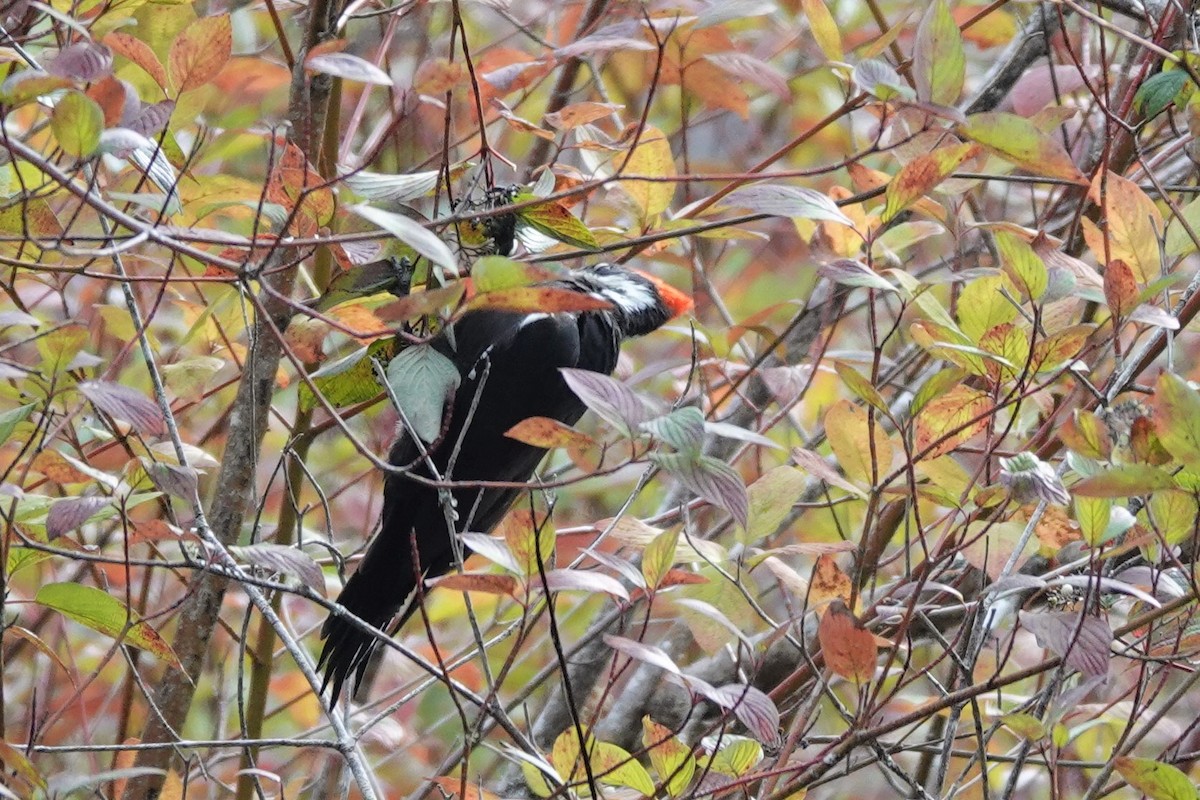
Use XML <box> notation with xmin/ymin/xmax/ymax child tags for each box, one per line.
<box><xmin>818</xmin><ymin>599</ymin><xmax>877</xmax><ymax>683</ymax></box>
<box><xmin>883</xmin><ymin>143</ymin><xmax>980</xmax><ymax>223</ymax></box>
<box><xmin>1104</xmin><ymin>259</ymin><xmax>1139</xmax><ymax>320</ymax></box>
<box><xmin>86</xmin><ymin>76</ymin><xmax>128</xmax><ymax>127</ymax></box>
<box><xmin>1032</xmin><ymin>505</ymin><xmax>1081</xmax><ymax>549</ymax></box>
<box><xmin>809</xmin><ymin>554</ymin><xmax>853</xmax><ymax>610</ymax></box>
<box><xmin>329</xmin><ymin>302</ymin><xmax>388</xmax><ymax>342</ymax></box>
<box><xmin>505</xmin><ymin>416</ymin><xmax>596</xmax><ymax>450</ymax></box>
<box><xmin>683</xmin><ymin>59</ymin><xmax>749</xmax><ymax>118</ymax></box>
<box><xmin>266</xmin><ymin>141</ymin><xmax>335</xmax><ymax>232</ymax></box>
<box><xmin>468</xmin><ymin>286</ymin><xmax>613</xmax><ymax>314</ymax></box>
<box><xmin>32</xmin><ymin>450</ymin><xmax>91</xmax><ymax>484</ymax></box>
<box><xmin>415</xmin><ymin>58</ymin><xmax>467</xmax><ymax>95</ymax></box>
<box><xmin>168</xmin><ymin>14</ymin><xmax>231</xmax><ymax>94</ymax></box>
<box><xmin>1083</xmin><ymin>171</ymin><xmax>1164</xmax><ymax>283</ymax></box>
<box><xmin>914</xmin><ymin>385</ymin><xmax>992</xmax><ymax>458</ymax></box>
<box><xmin>544</xmin><ymin>101</ymin><xmax>623</xmax><ymax>130</ymax></box>
<box><xmin>429</xmin><ymin>572</ymin><xmax>522</xmax><ymax>599</ymax></box>
<box><xmin>104</xmin><ymin>32</ymin><xmax>168</xmax><ymax>89</ymax></box>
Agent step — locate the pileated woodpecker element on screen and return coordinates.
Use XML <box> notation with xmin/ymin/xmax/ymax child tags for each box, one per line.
<box><xmin>318</xmin><ymin>264</ymin><xmax>692</xmax><ymax>702</ymax></box>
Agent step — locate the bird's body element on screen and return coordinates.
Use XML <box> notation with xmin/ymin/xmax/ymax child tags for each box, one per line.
<box><xmin>318</xmin><ymin>265</ymin><xmax>690</xmax><ymax>702</ymax></box>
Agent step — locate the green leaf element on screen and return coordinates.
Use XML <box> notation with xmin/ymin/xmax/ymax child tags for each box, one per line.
<box><xmin>36</xmin><ymin>323</ymin><xmax>89</xmax><ymax>375</ymax></box>
<box><xmin>1155</xmin><ymin>372</ymin><xmax>1200</xmax><ymax>467</ymax></box>
<box><xmin>1135</xmin><ymin>69</ymin><xmax>1191</xmax><ymax>119</ymax></box>
<box><xmin>914</xmin><ymin>0</ymin><xmax>965</xmax><ymax>105</ymax></box>
<box><xmin>1074</xmin><ymin>496</ymin><xmax>1111</xmax><ymax>546</ymax></box>
<box><xmin>958</xmin><ymin>274</ymin><xmax>1018</xmax><ymax>341</ymax></box>
<box><xmin>744</xmin><ymin>466</ymin><xmax>805</xmax><ymax>546</ymax></box>
<box><xmin>51</xmin><ymin>90</ymin><xmax>104</xmax><ymax>158</ymax></box>
<box><xmin>959</xmin><ymin>112</ymin><xmax>1084</xmax><ymax>182</ymax></box>
<box><xmin>641</xmin><ymin>407</ymin><xmax>705</xmax><ymax>454</ymax></box>
<box><xmin>35</xmin><ymin>583</ymin><xmax>180</xmax><ymax>665</ymax></box>
<box><xmin>835</xmin><ymin>362</ymin><xmax>887</xmax><ymax>413</ymax></box>
<box><xmin>652</xmin><ymin>452</ymin><xmax>749</xmax><ymax>529</ymax></box>
<box><xmin>0</xmin><ymin>70</ymin><xmax>71</xmax><ymax>106</ymax></box>
<box><xmin>592</xmin><ymin>740</ymin><xmax>657</xmax><ymax>795</ymax></box>
<box><xmin>1114</xmin><ymin>756</ymin><xmax>1200</xmax><ymax>800</ymax></box>
<box><xmin>472</xmin><ymin>255</ymin><xmax>545</xmax><ymax>292</ymax></box>
<box><xmin>314</xmin><ymin>256</ymin><xmax>415</xmax><ymax>311</ymax></box>
<box><xmin>299</xmin><ymin>338</ymin><xmax>395</xmax><ymax>411</ymax></box>
<box><xmin>512</xmin><ymin>192</ymin><xmax>600</xmax><ymax>250</ymax></box>
<box><xmin>1072</xmin><ymin>464</ymin><xmax>1177</xmax><ymax>498</ymax></box>
<box><xmin>1001</xmin><ymin>712</ymin><xmax>1047</xmax><ymax>741</ymax></box>
<box><xmin>706</xmin><ymin>736</ymin><xmax>763</xmax><ymax>777</ymax></box>
<box><xmin>385</xmin><ymin>343</ymin><xmax>461</xmax><ymax>443</ymax></box>
<box><xmin>1051</xmin><ymin>723</ymin><xmax>1070</xmax><ymax>750</ymax></box>
<box><xmin>0</xmin><ymin>403</ymin><xmax>35</xmax><ymax>446</ymax></box>
<box><xmin>1147</xmin><ymin>490</ymin><xmax>1199</xmax><ymax>546</ymax></box>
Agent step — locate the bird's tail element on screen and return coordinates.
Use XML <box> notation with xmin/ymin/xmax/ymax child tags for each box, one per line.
<box><xmin>317</xmin><ymin>532</ymin><xmax>418</xmax><ymax>704</ymax></box>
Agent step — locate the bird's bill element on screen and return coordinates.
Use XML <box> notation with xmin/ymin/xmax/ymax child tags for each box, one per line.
<box><xmin>634</xmin><ymin>270</ymin><xmax>693</xmax><ymax>318</ymax></box>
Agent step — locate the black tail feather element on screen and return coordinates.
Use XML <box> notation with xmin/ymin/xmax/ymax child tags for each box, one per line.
<box><xmin>317</xmin><ymin>542</ymin><xmax>417</xmax><ymax>704</ymax></box>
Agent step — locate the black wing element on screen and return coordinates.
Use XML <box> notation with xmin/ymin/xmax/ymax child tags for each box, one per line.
<box><xmin>319</xmin><ymin>310</ymin><xmax>616</xmax><ymax>701</ymax></box>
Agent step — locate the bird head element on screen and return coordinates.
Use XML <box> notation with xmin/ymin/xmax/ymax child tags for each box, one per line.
<box><xmin>574</xmin><ymin>264</ymin><xmax>693</xmax><ymax>337</ymax></box>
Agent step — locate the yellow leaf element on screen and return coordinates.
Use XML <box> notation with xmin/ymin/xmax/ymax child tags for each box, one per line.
<box><xmin>914</xmin><ymin>385</ymin><xmax>992</xmax><ymax>458</ymax></box>
<box><xmin>802</xmin><ymin>0</ymin><xmax>843</xmax><ymax>61</ymax></box>
<box><xmin>959</xmin><ymin>112</ymin><xmax>1085</xmax><ymax>183</ymax></box>
<box><xmin>825</xmin><ymin>399</ymin><xmax>892</xmax><ymax>485</ymax></box>
<box><xmin>957</xmin><ymin>273</ymin><xmax>1018</xmax><ymax>341</ymax></box>
<box><xmin>620</xmin><ymin>125</ymin><xmax>675</xmax><ymax>217</ymax></box>
<box><xmin>1082</xmin><ymin>171</ymin><xmax>1164</xmax><ymax>283</ymax></box>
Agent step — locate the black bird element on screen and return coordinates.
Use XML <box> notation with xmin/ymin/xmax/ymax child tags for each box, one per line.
<box><xmin>318</xmin><ymin>264</ymin><xmax>692</xmax><ymax>702</ymax></box>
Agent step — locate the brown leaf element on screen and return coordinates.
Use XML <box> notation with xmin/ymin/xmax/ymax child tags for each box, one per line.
<box><xmin>430</xmin><ymin>776</ymin><xmax>503</xmax><ymax>800</ymax></box>
<box><xmin>818</xmin><ymin>599</ymin><xmax>878</xmax><ymax>683</ymax></box>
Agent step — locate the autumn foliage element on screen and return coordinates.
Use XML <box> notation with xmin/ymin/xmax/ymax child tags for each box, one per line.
<box><xmin>4</xmin><ymin>1</ymin><xmax>1200</xmax><ymax>799</ymax></box>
